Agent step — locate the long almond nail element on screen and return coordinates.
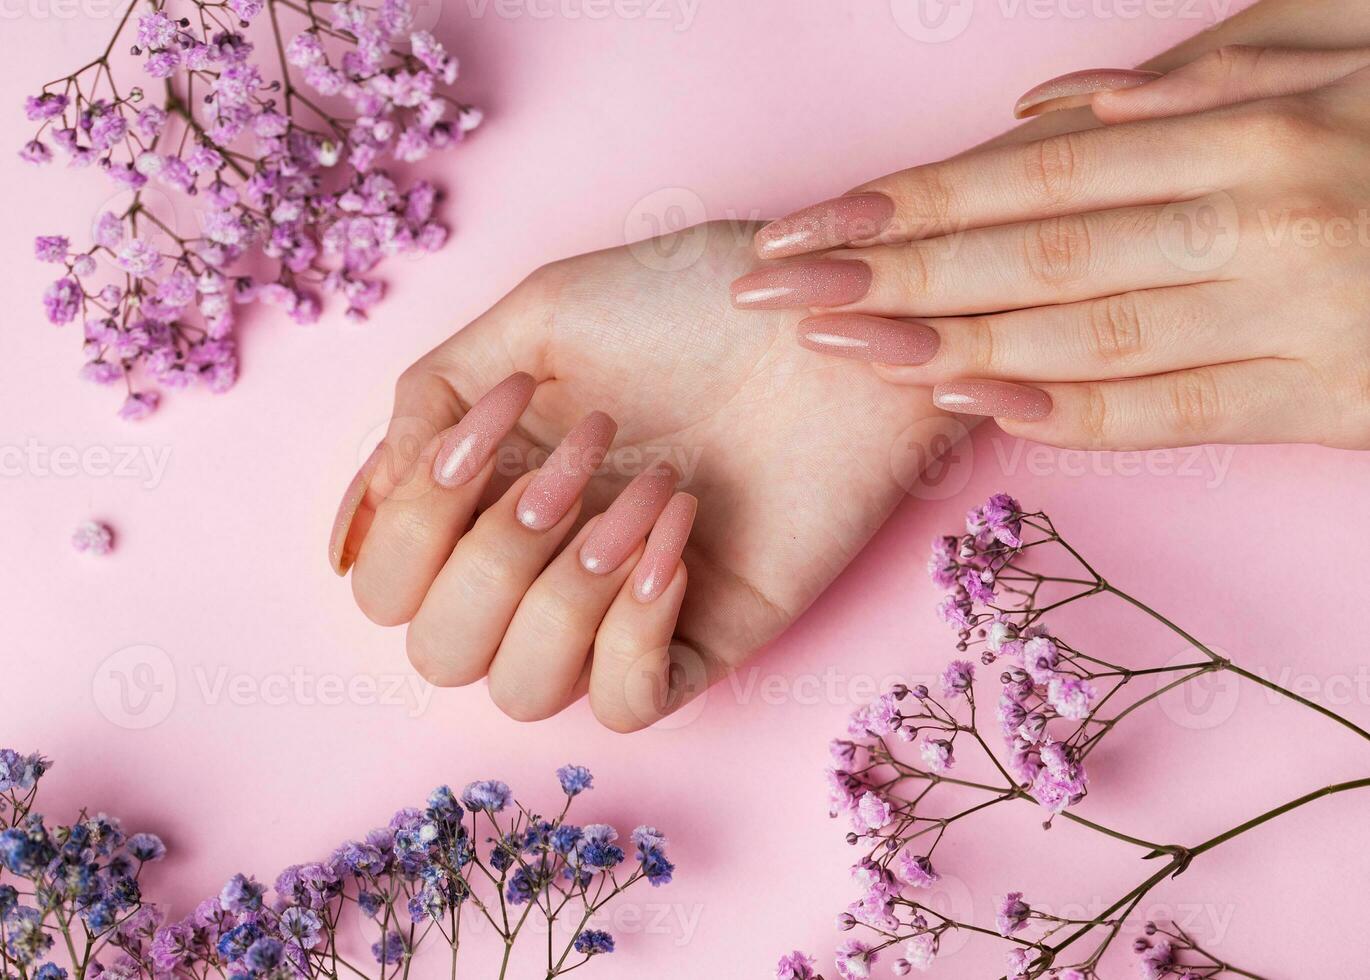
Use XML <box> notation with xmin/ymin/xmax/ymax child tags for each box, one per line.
<box><xmin>798</xmin><ymin>314</ymin><xmax>939</xmax><ymax>365</ymax></box>
<box><xmin>516</xmin><ymin>411</ymin><xmax>618</xmax><ymax>531</ymax></box>
<box><xmin>730</xmin><ymin>260</ymin><xmax>872</xmax><ymax>310</ymax></box>
<box><xmin>1014</xmin><ymin>69</ymin><xmax>1162</xmax><ymax>118</ymax></box>
<box><xmin>754</xmin><ymin>193</ymin><xmax>896</xmax><ymax>259</ymax></box>
<box><xmin>633</xmin><ymin>493</ymin><xmax>697</xmax><ymax>603</ymax></box>
<box><xmin>579</xmin><ymin>462</ymin><xmax>679</xmax><ymax>575</ymax></box>
<box><xmin>934</xmin><ymin>380</ymin><xmax>1053</xmax><ymax>422</ymax></box>
<box><xmin>432</xmin><ymin>372</ymin><xmax>536</xmax><ymax>488</ymax></box>
<box><xmin>329</xmin><ymin>444</ymin><xmax>382</xmax><ymax>575</ymax></box>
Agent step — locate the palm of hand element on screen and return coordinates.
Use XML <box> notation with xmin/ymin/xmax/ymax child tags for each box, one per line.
<box><xmin>420</xmin><ymin>221</ymin><xmax>942</xmax><ymax>691</ymax></box>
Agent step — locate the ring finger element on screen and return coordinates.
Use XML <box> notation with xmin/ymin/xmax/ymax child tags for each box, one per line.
<box><xmin>487</xmin><ymin>461</ymin><xmax>679</xmax><ymax>721</ymax></box>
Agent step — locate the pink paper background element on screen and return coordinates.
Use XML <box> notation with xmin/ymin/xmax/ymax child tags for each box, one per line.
<box><xmin>4</xmin><ymin>0</ymin><xmax>1369</xmax><ymax>976</ymax></box>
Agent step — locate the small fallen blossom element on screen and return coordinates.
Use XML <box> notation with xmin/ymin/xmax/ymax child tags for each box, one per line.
<box><xmin>71</xmin><ymin>520</ymin><xmax>114</xmax><ymax>555</ymax></box>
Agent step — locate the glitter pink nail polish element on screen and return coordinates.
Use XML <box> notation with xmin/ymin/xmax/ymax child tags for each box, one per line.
<box><xmin>516</xmin><ymin>411</ymin><xmax>618</xmax><ymax>531</ymax></box>
<box><xmin>328</xmin><ymin>444</ymin><xmax>381</xmax><ymax>575</ymax></box>
<box><xmin>431</xmin><ymin>372</ymin><xmax>536</xmax><ymax>488</ymax></box>
<box><xmin>797</xmin><ymin>314</ymin><xmax>940</xmax><ymax>365</ymax></box>
<box><xmin>730</xmin><ymin>260</ymin><xmax>873</xmax><ymax>310</ymax></box>
<box><xmin>754</xmin><ymin>193</ymin><xmax>896</xmax><ymax>259</ymax></box>
<box><xmin>632</xmin><ymin>493</ymin><xmax>697</xmax><ymax>603</ymax></box>
<box><xmin>579</xmin><ymin>462</ymin><xmax>679</xmax><ymax>575</ymax></box>
<box><xmin>1014</xmin><ymin>69</ymin><xmax>1161</xmax><ymax>119</ymax></box>
<box><xmin>933</xmin><ymin>380</ymin><xmax>1053</xmax><ymax>422</ymax></box>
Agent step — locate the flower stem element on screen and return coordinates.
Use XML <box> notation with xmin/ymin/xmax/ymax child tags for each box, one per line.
<box><xmin>1104</xmin><ymin>584</ymin><xmax>1370</xmax><ymax>744</ymax></box>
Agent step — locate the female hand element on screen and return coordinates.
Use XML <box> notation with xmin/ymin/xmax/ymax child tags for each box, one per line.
<box><xmin>329</xmin><ymin>222</ymin><xmax>946</xmax><ymax>732</ymax></box>
<box><xmin>734</xmin><ymin>46</ymin><xmax>1370</xmax><ymax>451</ymax></box>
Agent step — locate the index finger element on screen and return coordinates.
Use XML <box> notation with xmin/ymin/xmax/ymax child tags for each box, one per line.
<box><xmin>752</xmin><ymin>111</ymin><xmax>1245</xmax><ymax>259</ymax></box>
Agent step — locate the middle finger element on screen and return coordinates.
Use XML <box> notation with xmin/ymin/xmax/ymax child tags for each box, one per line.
<box><xmin>731</xmin><ymin>197</ymin><xmax>1238</xmax><ymax>318</ymax></box>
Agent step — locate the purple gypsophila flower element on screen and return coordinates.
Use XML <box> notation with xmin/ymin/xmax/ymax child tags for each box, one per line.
<box><xmin>941</xmin><ymin>660</ymin><xmax>975</xmax><ymax>699</ymax></box>
<box><xmin>43</xmin><ymin>278</ymin><xmax>80</xmax><ymax>325</ymax></box>
<box><xmin>996</xmin><ymin>892</ymin><xmax>1030</xmax><ymax>937</ymax></box>
<box><xmin>835</xmin><ymin>939</ymin><xmax>877</xmax><ymax>979</ymax></box>
<box><xmin>775</xmin><ymin>951</ymin><xmax>819</xmax><ymax>980</ymax></box>
<box><xmin>34</xmin><ymin>236</ymin><xmax>68</xmax><ymax>262</ymax></box>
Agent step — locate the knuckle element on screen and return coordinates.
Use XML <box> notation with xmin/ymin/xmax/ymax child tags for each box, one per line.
<box><xmin>1077</xmin><ymin>384</ymin><xmax>1113</xmax><ymax>449</ymax></box>
<box><xmin>898</xmin><ymin>166</ymin><xmax>958</xmax><ymax>237</ymax></box>
<box><xmin>1238</xmin><ymin>98</ymin><xmax>1326</xmax><ymax>157</ymax></box>
<box><xmin>1084</xmin><ymin>293</ymin><xmax>1146</xmax><ymax>366</ymax></box>
<box><xmin>351</xmin><ymin>583</ymin><xmax>410</xmax><ymax>628</ymax></box>
<box><xmin>459</xmin><ymin>539</ymin><xmax>523</xmax><ymax>599</ymax></box>
<box><xmin>594</xmin><ymin>621</ymin><xmax>644</xmax><ymax>668</ymax></box>
<box><xmin>526</xmin><ymin>580</ymin><xmax>589</xmax><ymax>640</ymax></box>
<box><xmin>405</xmin><ymin>625</ymin><xmax>465</xmax><ymax>687</ymax></box>
<box><xmin>962</xmin><ymin>317</ymin><xmax>999</xmax><ymax>375</ymax></box>
<box><xmin>1023</xmin><ymin>214</ymin><xmax>1094</xmax><ymax>287</ymax></box>
<box><xmin>1167</xmin><ymin>370</ymin><xmax>1225</xmax><ymax>437</ymax></box>
<box><xmin>894</xmin><ymin>242</ymin><xmax>935</xmax><ymax>298</ymax></box>
<box><xmin>1022</xmin><ymin>131</ymin><xmax>1087</xmax><ymax>206</ymax></box>
<box><xmin>1201</xmin><ymin>44</ymin><xmax>1262</xmax><ymax>83</ymax></box>
<box><xmin>487</xmin><ymin>679</ymin><xmax>551</xmax><ymax>723</ymax></box>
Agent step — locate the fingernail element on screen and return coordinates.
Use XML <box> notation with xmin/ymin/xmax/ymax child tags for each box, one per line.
<box><xmin>934</xmin><ymin>380</ymin><xmax>1053</xmax><ymax>422</ymax></box>
<box><xmin>754</xmin><ymin>193</ymin><xmax>896</xmax><ymax>259</ymax></box>
<box><xmin>516</xmin><ymin>411</ymin><xmax>618</xmax><ymax>531</ymax></box>
<box><xmin>432</xmin><ymin>372</ymin><xmax>536</xmax><ymax>488</ymax></box>
<box><xmin>730</xmin><ymin>259</ymin><xmax>872</xmax><ymax>310</ymax></box>
<box><xmin>798</xmin><ymin>314</ymin><xmax>939</xmax><ymax>365</ymax></box>
<box><xmin>633</xmin><ymin>493</ymin><xmax>697</xmax><ymax>603</ymax></box>
<box><xmin>579</xmin><ymin>461</ymin><xmax>679</xmax><ymax>575</ymax></box>
<box><xmin>1014</xmin><ymin>69</ymin><xmax>1162</xmax><ymax>118</ymax></box>
<box><xmin>329</xmin><ymin>444</ymin><xmax>381</xmax><ymax>575</ymax></box>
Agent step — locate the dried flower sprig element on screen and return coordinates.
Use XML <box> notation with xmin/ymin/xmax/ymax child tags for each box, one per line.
<box><xmin>22</xmin><ymin>0</ymin><xmax>480</xmax><ymax>419</ymax></box>
<box><xmin>785</xmin><ymin>494</ymin><xmax>1370</xmax><ymax>979</ymax></box>
<box><xmin>0</xmin><ymin>754</ymin><xmax>673</xmax><ymax>980</ymax></box>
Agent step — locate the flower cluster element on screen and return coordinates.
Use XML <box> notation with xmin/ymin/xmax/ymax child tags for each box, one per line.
<box><xmin>1</xmin><ymin>753</ymin><xmax>673</xmax><ymax>980</ymax></box>
<box><xmin>783</xmin><ymin>493</ymin><xmax>1367</xmax><ymax>979</ymax></box>
<box><xmin>22</xmin><ymin>0</ymin><xmax>480</xmax><ymax>418</ymax></box>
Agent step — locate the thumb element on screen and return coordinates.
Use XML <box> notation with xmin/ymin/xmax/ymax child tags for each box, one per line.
<box><xmin>1014</xmin><ymin>47</ymin><xmax>1370</xmax><ymax>124</ymax></box>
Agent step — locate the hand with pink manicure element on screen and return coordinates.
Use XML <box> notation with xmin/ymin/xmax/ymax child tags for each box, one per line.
<box><xmin>329</xmin><ymin>222</ymin><xmax>946</xmax><ymax>731</ymax></box>
<box><xmin>736</xmin><ymin>42</ymin><xmax>1370</xmax><ymax>451</ymax></box>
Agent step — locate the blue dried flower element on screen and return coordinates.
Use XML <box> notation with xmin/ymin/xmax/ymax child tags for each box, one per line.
<box><xmin>126</xmin><ymin>832</ymin><xmax>166</xmax><ymax>862</ymax></box>
<box><xmin>556</xmin><ymin>765</ymin><xmax>594</xmax><ymax>797</ymax></box>
<box><xmin>460</xmin><ymin>780</ymin><xmax>511</xmax><ymax>813</ymax></box>
<box><xmin>573</xmin><ymin>929</ymin><xmax>615</xmax><ymax>956</ymax></box>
